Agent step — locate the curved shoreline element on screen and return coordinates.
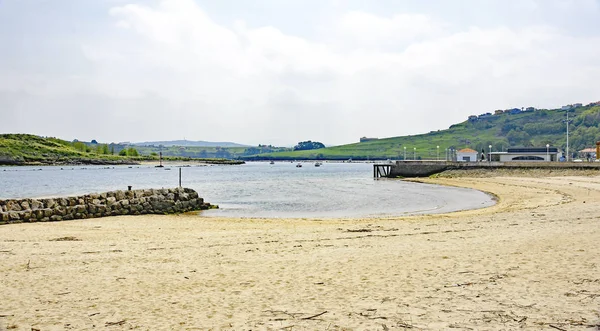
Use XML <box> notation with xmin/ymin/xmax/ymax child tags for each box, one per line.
<box><xmin>1</xmin><ymin>175</ymin><xmax>599</xmax><ymax>329</ymax></box>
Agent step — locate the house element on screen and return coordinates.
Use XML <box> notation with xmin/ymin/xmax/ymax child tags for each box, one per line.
<box><xmin>488</xmin><ymin>147</ymin><xmax>559</xmax><ymax>162</ymax></box>
<box><xmin>360</xmin><ymin>137</ymin><xmax>378</xmax><ymax>143</ymax></box>
<box><xmin>525</xmin><ymin>107</ymin><xmax>536</xmax><ymax>112</ymax></box>
<box><xmin>456</xmin><ymin>148</ymin><xmax>478</xmax><ymax>162</ymax></box>
<box><xmin>573</xmin><ymin>103</ymin><xmax>583</xmax><ymax>108</ymax></box>
<box><xmin>494</xmin><ymin>109</ymin><xmax>504</xmax><ymax>115</ymax></box>
<box><xmin>468</xmin><ymin>115</ymin><xmax>478</xmax><ymax>121</ymax></box>
<box><xmin>508</xmin><ymin>108</ymin><xmax>522</xmax><ymax>115</ymax></box>
<box><xmin>561</xmin><ymin>105</ymin><xmax>573</xmax><ymax>111</ymax></box>
<box><xmin>478</xmin><ymin>112</ymin><xmax>492</xmax><ymax>119</ymax></box>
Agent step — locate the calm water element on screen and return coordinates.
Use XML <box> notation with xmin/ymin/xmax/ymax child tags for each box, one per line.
<box><xmin>0</xmin><ymin>162</ymin><xmax>494</xmax><ymax>218</ymax></box>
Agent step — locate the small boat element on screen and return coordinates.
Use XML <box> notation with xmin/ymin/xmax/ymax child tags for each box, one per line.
<box><xmin>296</xmin><ymin>163</ymin><xmax>302</xmax><ymax>168</ymax></box>
<box><xmin>269</xmin><ymin>161</ymin><xmax>275</xmax><ymax>165</ymax></box>
<box><xmin>314</xmin><ymin>162</ymin><xmax>321</xmax><ymax>167</ymax></box>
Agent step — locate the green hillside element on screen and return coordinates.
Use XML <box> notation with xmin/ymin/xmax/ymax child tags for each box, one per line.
<box><xmin>245</xmin><ymin>103</ymin><xmax>600</xmax><ymax>161</ymax></box>
<box><xmin>0</xmin><ymin>134</ymin><xmax>137</xmax><ymax>165</ymax></box>
<box><xmin>0</xmin><ymin>134</ymin><xmax>247</xmax><ymax>165</ymax></box>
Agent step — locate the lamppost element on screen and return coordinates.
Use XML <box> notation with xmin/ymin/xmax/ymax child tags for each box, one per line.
<box><xmin>437</xmin><ymin>145</ymin><xmax>440</xmax><ymax>161</ymax></box>
<box><xmin>403</xmin><ymin>146</ymin><xmax>406</xmax><ymax>160</ymax></box>
<box><xmin>565</xmin><ymin>111</ymin><xmax>572</xmax><ymax>162</ymax></box>
<box><xmin>413</xmin><ymin>147</ymin><xmax>416</xmax><ymax>160</ymax></box>
<box><xmin>488</xmin><ymin>144</ymin><xmax>492</xmax><ymax>163</ymax></box>
<box><xmin>546</xmin><ymin>143</ymin><xmax>550</xmax><ymax>161</ymax></box>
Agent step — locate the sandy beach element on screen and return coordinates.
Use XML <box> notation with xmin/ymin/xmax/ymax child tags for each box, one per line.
<box><xmin>1</xmin><ymin>174</ymin><xmax>599</xmax><ymax>330</ymax></box>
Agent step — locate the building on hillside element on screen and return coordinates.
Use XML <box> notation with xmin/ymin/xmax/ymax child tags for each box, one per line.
<box><xmin>478</xmin><ymin>112</ymin><xmax>492</xmax><ymax>119</ymax></box>
<box><xmin>573</xmin><ymin>103</ymin><xmax>583</xmax><ymax>108</ymax></box>
<box><xmin>508</xmin><ymin>108</ymin><xmax>522</xmax><ymax>115</ymax></box>
<box><xmin>525</xmin><ymin>107</ymin><xmax>536</xmax><ymax>112</ymax></box>
<box><xmin>494</xmin><ymin>109</ymin><xmax>504</xmax><ymax>115</ymax></box>
<box><xmin>468</xmin><ymin>115</ymin><xmax>478</xmax><ymax>121</ymax></box>
<box><xmin>360</xmin><ymin>137</ymin><xmax>379</xmax><ymax>143</ymax></box>
<box><xmin>456</xmin><ymin>148</ymin><xmax>478</xmax><ymax>162</ymax></box>
<box><xmin>488</xmin><ymin>147</ymin><xmax>559</xmax><ymax>162</ymax></box>
<box><xmin>561</xmin><ymin>105</ymin><xmax>573</xmax><ymax>111</ymax></box>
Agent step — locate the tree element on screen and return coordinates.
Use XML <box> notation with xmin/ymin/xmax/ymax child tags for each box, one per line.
<box><xmin>119</xmin><ymin>149</ymin><xmax>127</xmax><ymax>156</ymax></box>
<box><xmin>293</xmin><ymin>141</ymin><xmax>325</xmax><ymax>151</ymax></box>
<box><xmin>127</xmin><ymin>147</ymin><xmax>139</xmax><ymax>157</ymax></box>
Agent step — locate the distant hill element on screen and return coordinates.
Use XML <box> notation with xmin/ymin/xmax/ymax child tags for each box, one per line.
<box><xmin>132</xmin><ymin>140</ymin><xmax>250</xmax><ymax>148</ymax></box>
<box><xmin>244</xmin><ymin>102</ymin><xmax>600</xmax><ymax>161</ymax></box>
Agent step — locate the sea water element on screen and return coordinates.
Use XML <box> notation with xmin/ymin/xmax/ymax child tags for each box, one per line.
<box><xmin>0</xmin><ymin>162</ymin><xmax>494</xmax><ymax>218</ymax></box>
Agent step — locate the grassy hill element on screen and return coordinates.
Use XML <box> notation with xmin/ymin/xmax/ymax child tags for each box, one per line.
<box><xmin>0</xmin><ymin>134</ymin><xmax>244</xmax><ymax>165</ymax></box>
<box><xmin>0</xmin><ymin>134</ymin><xmax>140</xmax><ymax>165</ymax></box>
<box><xmin>244</xmin><ymin>103</ymin><xmax>600</xmax><ymax>161</ymax></box>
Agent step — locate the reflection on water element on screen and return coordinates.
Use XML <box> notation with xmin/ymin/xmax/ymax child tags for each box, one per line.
<box><xmin>0</xmin><ymin>162</ymin><xmax>494</xmax><ymax>218</ymax></box>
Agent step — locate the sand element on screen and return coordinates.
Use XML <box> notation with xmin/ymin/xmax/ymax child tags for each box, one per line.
<box><xmin>1</xmin><ymin>175</ymin><xmax>599</xmax><ymax>330</ymax></box>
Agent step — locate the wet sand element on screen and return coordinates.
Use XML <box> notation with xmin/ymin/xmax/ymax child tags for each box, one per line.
<box><xmin>1</xmin><ymin>175</ymin><xmax>599</xmax><ymax>330</ymax></box>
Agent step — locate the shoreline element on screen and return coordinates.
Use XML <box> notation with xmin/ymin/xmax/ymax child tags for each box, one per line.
<box><xmin>1</xmin><ymin>174</ymin><xmax>599</xmax><ymax>329</ymax></box>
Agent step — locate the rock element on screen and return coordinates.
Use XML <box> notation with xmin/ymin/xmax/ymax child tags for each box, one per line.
<box><xmin>1</xmin><ymin>212</ymin><xmax>9</xmax><ymax>222</ymax></box>
<box><xmin>22</xmin><ymin>211</ymin><xmax>32</xmax><ymax>221</ymax></box>
<box><xmin>76</xmin><ymin>205</ymin><xmax>87</xmax><ymax>213</ymax></box>
<box><xmin>45</xmin><ymin>199</ymin><xmax>56</xmax><ymax>209</ymax></box>
<box><xmin>115</xmin><ymin>190</ymin><xmax>125</xmax><ymax>201</ymax></box>
<box><xmin>9</xmin><ymin>211</ymin><xmax>20</xmax><ymax>221</ymax></box>
<box><xmin>30</xmin><ymin>199</ymin><xmax>43</xmax><ymax>210</ymax></box>
<box><xmin>20</xmin><ymin>201</ymin><xmax>30</xmax><ymax>210</ymax></box>
<box><xmin>106</xmin><ymin>197</ymin><xmax>117</xmax><ymax>206</ymax></box>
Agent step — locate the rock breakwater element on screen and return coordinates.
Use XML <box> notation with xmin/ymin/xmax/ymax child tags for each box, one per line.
<box><xmin>0</xmin><ymin>187</ymin><xmax>212</xmax><ymax>224</ymax></box>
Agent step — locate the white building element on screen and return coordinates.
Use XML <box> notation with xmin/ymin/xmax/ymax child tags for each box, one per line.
<box><xmin>489</xmin><ymin>147</ymin><xmax>559</xmax><ymax>162</ymax></box>
<box><xmin>456</xmin><ymin>148</ymin><xmax>478</xmax><ymax>162</ymax></box>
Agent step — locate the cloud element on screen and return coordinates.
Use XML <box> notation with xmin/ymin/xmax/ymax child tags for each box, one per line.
<box><xmin>1</xmin><ymin>0</ymin><xmax>600</xmax><ymax>145</ymax></box>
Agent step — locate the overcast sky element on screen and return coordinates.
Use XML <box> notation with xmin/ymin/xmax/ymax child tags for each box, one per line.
<box><xmin>1</xmin><ymin>0</ymin><xmax>599</xmax><ymax>146</ymax></box>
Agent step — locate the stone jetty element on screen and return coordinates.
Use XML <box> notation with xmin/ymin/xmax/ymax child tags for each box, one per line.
<box><xmin>0</xmin><ymin>187</ymin><xmax>212</xmax><ymax>224</ymax></box>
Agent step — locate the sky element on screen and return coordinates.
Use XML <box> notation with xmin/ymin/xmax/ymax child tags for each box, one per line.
<box><xmin>1</xmin><ymin>0</ymin><xmax>600</xmax><ymax>146</ymax></box>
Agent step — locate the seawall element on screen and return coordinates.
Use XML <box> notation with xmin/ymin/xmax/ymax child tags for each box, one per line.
<box><xmin>0</xmin><ymin>187</ymin><xmax>212</xmax><ymax>225</ymax></box>
<box><xmin>378</xmin><ymin>161</ymin><xmax>600</xmax><ymax>178</ymax></box>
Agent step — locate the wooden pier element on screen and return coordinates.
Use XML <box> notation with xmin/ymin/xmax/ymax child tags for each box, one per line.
<box><xmin>373</xmin><ymin>164</ymin><xmax>392</xmax><ymax>178</ymax></box>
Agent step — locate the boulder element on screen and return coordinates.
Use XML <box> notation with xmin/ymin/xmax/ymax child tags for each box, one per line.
<box><xmin>44</xmin><ymin>199</ymin><xmax>56</xmax><ymax>209</ymax></box>
<box><xmin>9</xmin><ymin>212</ymin><xmax>20</xmax><ymax>221</ymax></box>
<box><xmin>30</xmin><ymin>199</ymin><xmax>43</xmax><ymax>210</ymax></box>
